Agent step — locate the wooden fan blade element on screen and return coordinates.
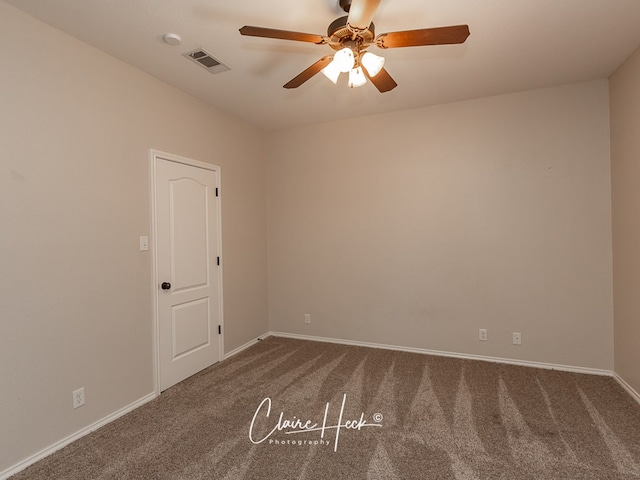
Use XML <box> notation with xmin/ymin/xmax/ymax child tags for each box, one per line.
<box><xmin>283</xmin><ymin>56</ymin><xmax>334</xmax><ymax>89</ymax></box>
<box><xmin>239</xmin><ymin>26</ymin><xmax>327</xmax><ymax>44</ymax></box>
<box><xmin>376</xmin><ymin>25</ymin><xmax>470</xmax><ymax>49</ymax></box>
<box><xmin>347</xmin><ymin>0</ymin><xmax>381</xmax><ymax>30</ymax></box>
<box><xmin>364</xmin><ymin>67</ymin><xmax>397</xmax><ymax>93</ymax></box>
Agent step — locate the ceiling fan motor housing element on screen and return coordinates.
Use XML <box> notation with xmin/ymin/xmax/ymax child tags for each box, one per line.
<box><xmin>327</xmin><ymin>16</ymin><xmax>375</xmax><ymax>51</ymax></box>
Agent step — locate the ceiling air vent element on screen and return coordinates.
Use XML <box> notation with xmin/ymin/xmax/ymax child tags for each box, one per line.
<box><xmin>183</xmin><ymin>48</ymin><xmax>230</xmax><ymax>75</ymax></box>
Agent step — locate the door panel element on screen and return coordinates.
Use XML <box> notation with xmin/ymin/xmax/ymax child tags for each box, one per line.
<box><xmin>172</xmin><ymin>298</ymin><xmax>210</xmax><ymax>359</ymax></box>
<box><xmin>155</xmin><ymin>156</ymin><xmax>222</xmax><ymax>391</ymax></box>
<box><xmin>171</xmin><ymin>179</ymin><xmax>208</xmax><ymax>291</ymax></box>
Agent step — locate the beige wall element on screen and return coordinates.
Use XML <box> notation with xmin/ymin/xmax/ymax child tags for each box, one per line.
<box><xmin>0</xmin><ymin>2</ymin><xmax>267</xmax><ymax>473</ymax></box>
<box><xmin>267</xmin><ymin>80</ymin><xmax>613</xmax><ymax>370</ymax></box>
<box><xmin>610</xmin><ymin>45</ymin><xmax>640</xmax><ymax>394</ymax></box>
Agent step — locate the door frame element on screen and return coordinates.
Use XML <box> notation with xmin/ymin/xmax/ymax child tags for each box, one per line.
<box><xmin>149</xmin><ymin>149</ymin><xmax>224</xmax><ymax>395</ymax></box>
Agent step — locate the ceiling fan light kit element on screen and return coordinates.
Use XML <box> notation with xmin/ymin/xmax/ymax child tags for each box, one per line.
<box><xmin>319</xmin><ymin>46</ymin><xmax>385</xmax><ymax>89</ymax></box>
<box><xmin>239</xmin><ymin>0</ymin><xmax>470</xmax><ymax>93</ymax></box>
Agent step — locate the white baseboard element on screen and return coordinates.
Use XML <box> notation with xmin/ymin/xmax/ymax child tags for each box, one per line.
<box><xmin>0</xmin><ymin>392</ymin><xmax>157</xmax><ymax>480</ymax></box>
<box><xmin>613</xmin><ymin>373</ymin><xmax>640</xmax><ymax>406</ymax></box>
<box><xmin>223</xmin><ymin>332</ymin><xmax>271</xmax><ymax>360</ymax></box>
<box><xmin>268</xmin><ymin>331</ymin><xmax>614</xmax><ymax>377</ymax></box>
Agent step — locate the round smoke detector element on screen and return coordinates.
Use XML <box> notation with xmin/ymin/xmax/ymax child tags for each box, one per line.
<box><xmin>163</xmin><ymin>33</ymin><xmax>182</xmax><ymax>46</ymax></box>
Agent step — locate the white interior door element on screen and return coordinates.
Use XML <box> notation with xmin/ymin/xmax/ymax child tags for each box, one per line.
<box><xmin>154</xmin><ymin>154</ymin><xmax>222</xmax><ymax>392</ymax></box>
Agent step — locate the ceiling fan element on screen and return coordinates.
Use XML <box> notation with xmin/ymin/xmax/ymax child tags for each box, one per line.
<box><xmin>239</xmin><ymin>0</ymin><xmax>470</xmax><ymax>92</ymax></box>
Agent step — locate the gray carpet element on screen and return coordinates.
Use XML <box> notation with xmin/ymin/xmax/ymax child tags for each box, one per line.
<box><xmin>12</xmin><ymin>337</ymin><xmax>640</xmax><ymax>479</ymax></box>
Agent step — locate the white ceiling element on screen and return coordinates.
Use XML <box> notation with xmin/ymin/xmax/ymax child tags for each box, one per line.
<box><xmin>6</xmin><ymin>0</ymin><xmax>640</xmax><ymax>131</ymax></box>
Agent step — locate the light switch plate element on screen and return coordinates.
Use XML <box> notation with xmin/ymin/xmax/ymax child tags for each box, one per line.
<box><xmin>139</xmin><ymin>236</ymin><xmax>149</xmax><ymax>251</ymax></box>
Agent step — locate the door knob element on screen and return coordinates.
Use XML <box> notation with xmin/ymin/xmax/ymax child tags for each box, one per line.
<box><xmin>161</xmin><ymin>282</ymin><xmax>171</xmax><ymax>290</ymax></box>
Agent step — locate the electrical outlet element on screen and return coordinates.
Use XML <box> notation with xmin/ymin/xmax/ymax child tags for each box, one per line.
<box><xmin>479</xmin><ymin>328</ymin><xmax>488</xmax><ymax>341</ymax></box>
<box><xmin>304</xmin><ymin>314</ymin><xmax>311</xmax><ymax>324</ymax></box>
<box><xmin>513</xmin><ymin>332</ymin><xmax>522</xmax><ymax>345</ymax></box>
<box><xmin>73</xmin><ymin>387</ymin><xmax>85</xmax><ymax>409</ymax></box>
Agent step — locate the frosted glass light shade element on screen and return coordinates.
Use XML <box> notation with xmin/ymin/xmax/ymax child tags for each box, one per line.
<box><xmin>348</xmin><ymin>66</ymin><xmax>367</xmax><ymax>88</ymax></box>
<box><xmin>321</xmin><ymin>59</ymin><xmax>341</xmax><ymax>84</ymax></box>
<box><xmin>333</xmin><ymin>48</ymin><xmax>355</xmax><ymax>73</ymax></box>
<box><xmin>361</xmin><ymin>52</ymin><xmax>385</xmax><ymax>77</ymax></box>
